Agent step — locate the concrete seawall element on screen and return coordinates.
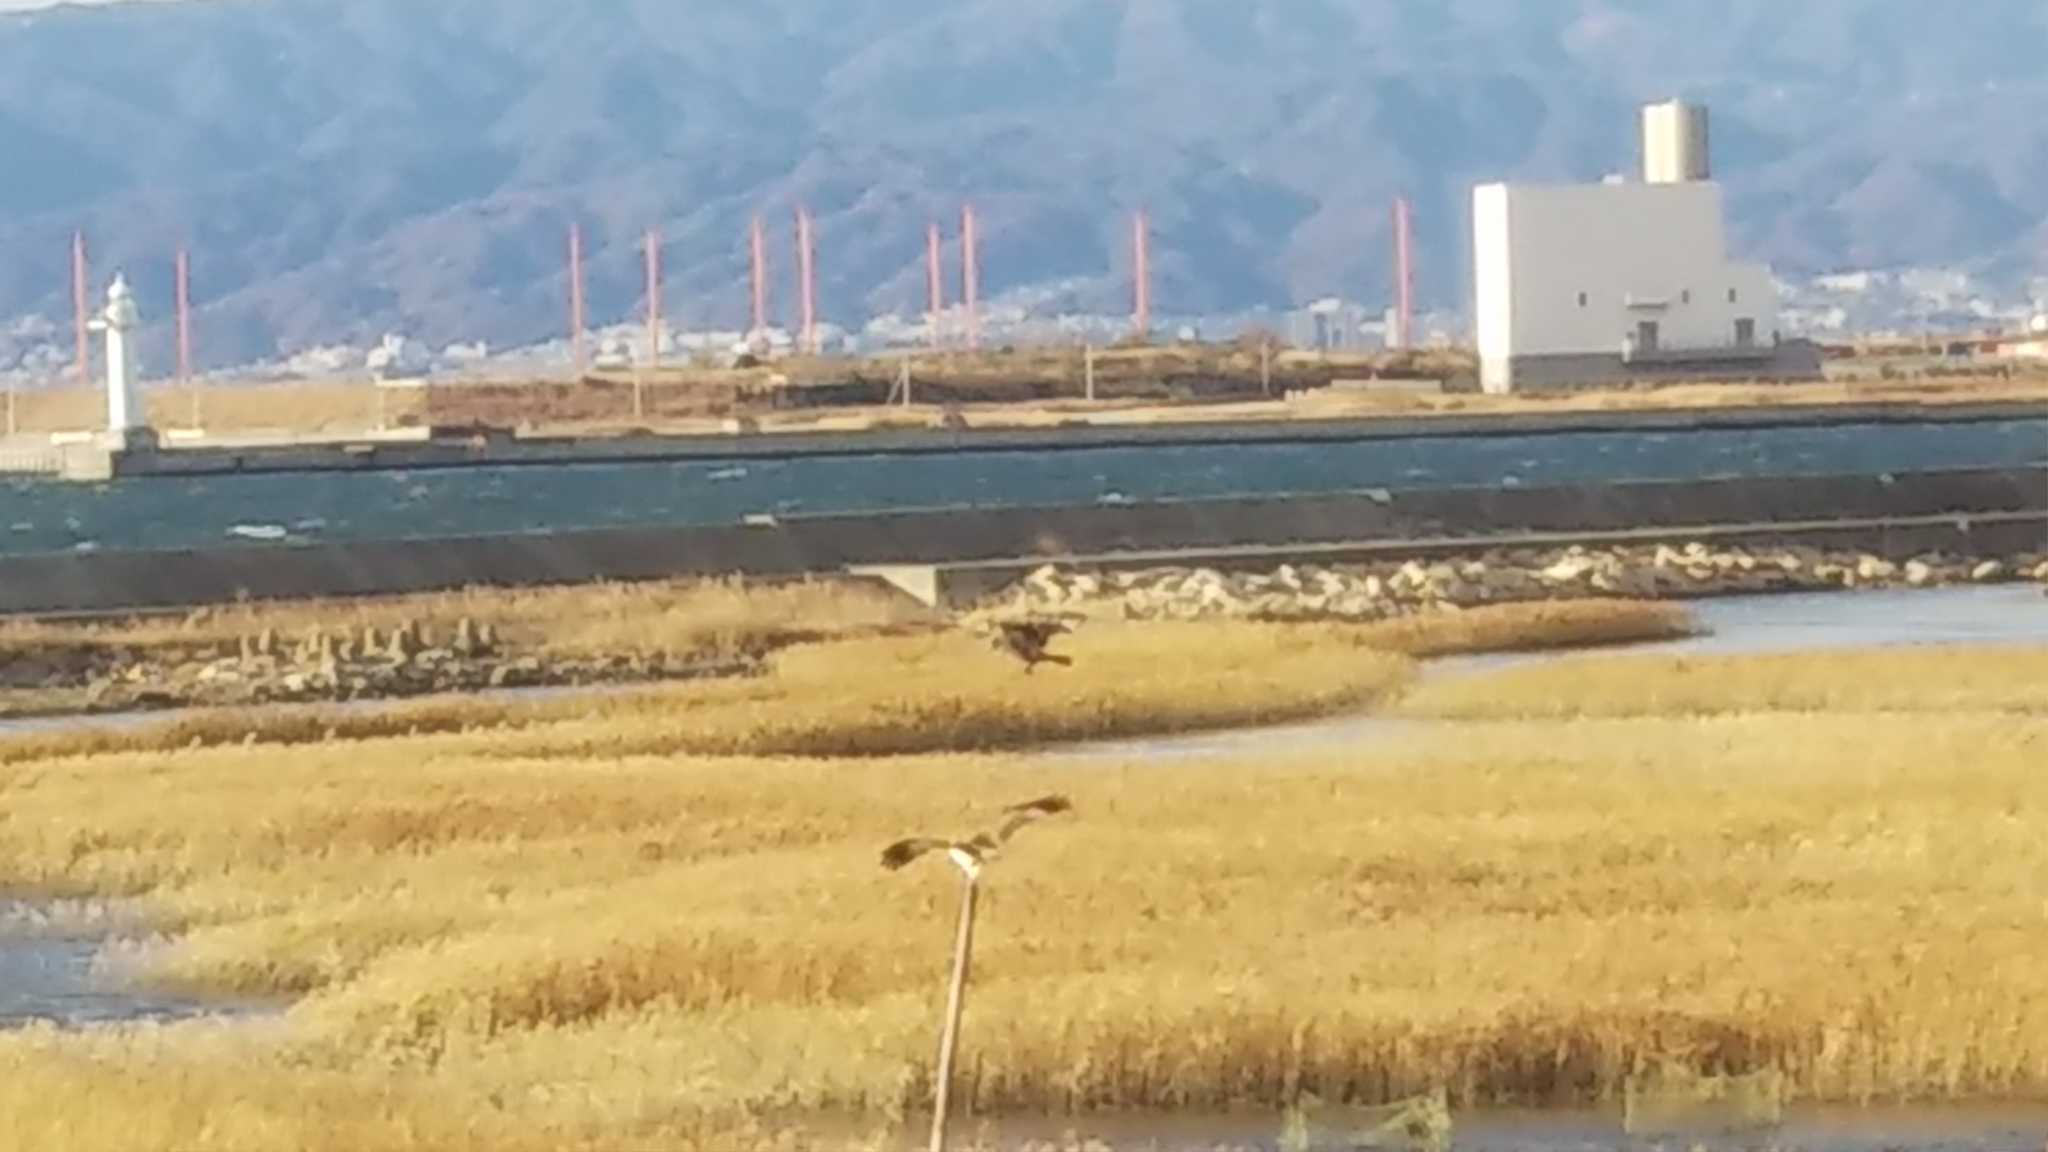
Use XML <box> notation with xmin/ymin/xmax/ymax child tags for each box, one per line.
<box><xmin>0</xmin><ymin>467</ymin><xmax>2039</xmax><ymax>616</ymax></box>
<box><xmin>95</xmin><ymin>399</ymin><xmax>2047</xmax><ymax>477</ymax></box>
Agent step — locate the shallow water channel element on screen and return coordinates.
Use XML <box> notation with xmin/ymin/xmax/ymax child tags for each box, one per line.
<box><xmin>0</xmin><ymin>903</ymin><xmax>240</xmax><ymax>1029</ymax></box>
<box><xmin>933</xmin><ymin>1104</ymin><xmax>2048</xmax><ymax>1151</ymax></box>
<box><xmin>1058</xmin><ymin>585</ymin><xmax>2048</xmax><ymax>763</ymax></box>
<box><xmin>1</xmin><ymin>587</ymin><xmax>2045</xmax><ymax>1146</ymax></box>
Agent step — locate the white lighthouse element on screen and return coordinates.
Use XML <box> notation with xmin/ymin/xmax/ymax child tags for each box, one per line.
<box><xmin>88</xmin><ymin>272</ymin><xmax>144</xmax><ymax>436</ymax></box>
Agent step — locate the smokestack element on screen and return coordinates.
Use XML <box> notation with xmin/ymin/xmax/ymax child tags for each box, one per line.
<box><xmin>927</xmin><ymin>221</ymin><xmax>945</xmax><ymax>349</ymax></box>
<box><xmin>1132</xmin><ymin>210</ymin><xmax>1151</xmax><ymax>339</ymax></box>
<box><xmin>72</xmin><ymin>231</ymin><xmax>89</xmax><ymax>388</ymax></box>
<box><xmin>796</xmin><ymin>206</ymin><xmax>817</xmax><ymax>355</ymax></box>
<box><xmin>644</xmin><ymin>229</ymin><xmax>662</xmax><ymax>370</ymax></box>
<box><xmin>175</xmin><ymin>247</ymin><xmax>192</xmax><ymax>384</ymax></box>
<box><xmin>962</xmin><ymin>203</ymin><xmax>980</xmax><ymax>351</ymax></box>
<box><xmin>568</xmin><ymin>223</ymin><xmax>586</xmax><ymax>374</ymax></box>
<box><xmin>1392</xmin><ymin>197</ymin><xmax>1414</xmax><ymax>350</ymax></box>
<box><xmin>1642</xmin><ymin>100</ymin><xmax>1710</xmax><ymax>184</ymax></box>
<box><xmin>750</xmin><ymin>215</ymin><xmax>768</xmax><ymax>336</ymax></box>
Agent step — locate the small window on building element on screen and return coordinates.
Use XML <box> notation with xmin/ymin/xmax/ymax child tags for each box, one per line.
<box><xmin>1577</xmin><ymin>291</ymin><xmax>1589</xmax><ymax>307</ymax></box>
<box><xmin>1681</xmin><ymin>289</ymin><xmax>1692</xmax><ymax>304</ymax></box>
<box><xmin>1735</xmin><ymin>318</ymin><xmax>1756</xmax><ymax>347</ymax></box>
<box><xmin>1728</xmin><ymin>287</ymin><xmax>1739</xmax><ymax>303</ymax></box>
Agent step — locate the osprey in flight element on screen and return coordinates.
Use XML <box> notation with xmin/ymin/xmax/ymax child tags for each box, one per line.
<box><xmin>880</xmin><ymin>795</ymin><xmax>1074</xmax><ymax>878</ymax></box>
<box><xmin>987</xmin><ymin>618</ymin><xmax>1074</xmax><ymax>673</ymax></box>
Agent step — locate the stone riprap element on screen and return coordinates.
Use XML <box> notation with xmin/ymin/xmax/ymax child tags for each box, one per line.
<box><xmin>52</xmin><ymin>617</ymin><xmax>753</xmax><ymax>716</ymax></box>
<box><xmin>983</xmin><ymin>546</ymin><xmax>2048</xmax><ymax>622</ymax></box>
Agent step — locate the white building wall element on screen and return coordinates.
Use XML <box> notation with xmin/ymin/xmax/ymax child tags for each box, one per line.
<box><xmin>1472</xmin><ymin>181</ymin><xmax>1780</xmax><ymax>393</ymax></box>
<box><xmin>1472</xmin><ymin>184</ymin><xmax>1514</xmax><ymax>392</ymax></box>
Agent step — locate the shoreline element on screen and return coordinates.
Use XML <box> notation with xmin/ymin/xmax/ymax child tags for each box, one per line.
<box><xmin>86</xmin><ymin>397</ymin><xmax>2048</xmax><ymax>480</ymax></box>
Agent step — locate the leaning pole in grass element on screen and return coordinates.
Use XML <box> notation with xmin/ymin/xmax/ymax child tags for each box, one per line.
<box><xmin>880</xmin><ymin>795</ymin><xmax>1074</xmax><ymax>1152</ymax></box>
<box><xmin>928</xmin><ymin>869</ymin><xmax>977</xmax><ymax>1152</ymax></box>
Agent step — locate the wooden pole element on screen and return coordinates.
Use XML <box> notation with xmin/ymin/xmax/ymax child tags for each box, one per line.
<box><xmin>5</xmin><ymin>384</ymin><xmax>15</xmax><ymax>438</ymax></box>
<box><xmin>928</xmin><ymin>874</ymin><xmax>978</xmax><ymax>1152</ymax></box>
<box><xmin>1261</xmin><ymin>337</ymin><xmax>1273</xmax><ymax>397</ymax></box>
<box><xmin>1084</xmin><ymin>342</ymin><xmax>1095</xmax><ymax>402</ymax></box>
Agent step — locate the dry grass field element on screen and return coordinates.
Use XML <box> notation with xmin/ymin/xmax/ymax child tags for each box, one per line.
<box><xmin>2</xmin><ymin>380</ymin><xmax>425</xmax><ymax>436</ymax></box>
<box><xmin>7</xmin><ymin>347</ymin><xmax>2040</xmax><ymax>440</ymax></box>
<box><xmin>0</xmin><ymin>613</ymin><xmax>2043</xmax><ymax>1150</ymax></box>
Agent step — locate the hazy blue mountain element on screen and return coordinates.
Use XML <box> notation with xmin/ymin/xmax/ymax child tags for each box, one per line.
<box><xmin>2</xmin><ymin>0</ymin><xmax>2044</xmax><ymax>367</ymax></box>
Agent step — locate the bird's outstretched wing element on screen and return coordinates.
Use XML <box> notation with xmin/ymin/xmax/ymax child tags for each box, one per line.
<box><xmin>880</xmin><ymin>837</ymin><xmax>954</xmax><ymax>871</ymax></box>
<box><xmin>992</xmin><ymin>794</ymin><xmax>1073</xmax><ymax>842</ymax></box>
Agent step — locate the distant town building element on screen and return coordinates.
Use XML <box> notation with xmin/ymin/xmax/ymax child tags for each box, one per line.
<box><xmin>1287</xmin><ymin>298</ymin><xmax>1372</xmax><ymax>352</ymax></box>
<box><xmin>1472</xmin><ymin>100</ymin><xmax>1822</xmax><ymax>393</ymax></box>
<box><xmin>366</xmin><ymin>333</ymin><xmax>430</xmax><ymax>380</ymax></box>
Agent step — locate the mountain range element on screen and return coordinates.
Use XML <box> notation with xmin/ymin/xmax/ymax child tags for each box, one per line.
<box><xmin>2</xmin><ymin>0</ymin><xmax>2046</xmax><ymax>371</ymax></box>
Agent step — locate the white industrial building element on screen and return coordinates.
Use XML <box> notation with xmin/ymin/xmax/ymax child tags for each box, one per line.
<box><xmin>1473</xmin><ymin>100</ymin><xmax>1820</xmax><ymax>393</ymax></box>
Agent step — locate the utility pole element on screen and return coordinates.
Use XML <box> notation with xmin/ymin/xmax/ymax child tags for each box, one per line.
<box><xmin>961</xmin><ymin>203</ymin><xmax>980</xmax><ymax>351</ymax></box>
<box><xmin>569</xmin><ymin>223</ymin><xmax>587</xmax><ymax>376</ymax></box>
<box><xmin>640</xmin><ymin>228</ymin><xmax>660</xmax><ymax>421</ymax></box>
<box><xmin>1131</xmin><ymin>210</ymin><xmax>1151</xmax><ymax>340</ymax></box>
<box><xmin>927</xmin><ymin>222</ymin><xmax>945</xmax><ymax>350</ymax></box>
<box><xmin>177</xmin><ymin>248</ymin><xmax>199</xmax><ymax>430</ymax></box>
<box><xmin>796</xmin><ymin>205</ymin><xmax>818</xmax><ymax>356</ymax></box>
<box><xmin>72</xmin><ymin>231</ymin><xmax>90</xmax><ymax>390</ymax></box>
<box><xmin>1261</xmin><ymin>337</ymin><xmax>1273</xmax><ymax>397</ymax></box>
<box><xmin>1083</xmin><ymin>342</ymin><xmax>1096</xmax><ymax>402</ymax></box>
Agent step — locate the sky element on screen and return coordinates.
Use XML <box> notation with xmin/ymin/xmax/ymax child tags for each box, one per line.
<box><xmin>0</xmin><ymin>1</ymin><xmax>178</xmax><ymax>9</ymax></box>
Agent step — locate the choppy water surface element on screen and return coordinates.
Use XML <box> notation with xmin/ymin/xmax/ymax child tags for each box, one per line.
<box><xmin>2</xmin><ymin>417</ymin><xmax>2042</xmax><ymax>555</ymax></box>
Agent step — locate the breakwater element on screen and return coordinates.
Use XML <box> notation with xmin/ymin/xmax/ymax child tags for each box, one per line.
<box><xmin>92</xmin><ymin>399</ymin><xmax>2048</xmax><ymax>479</ymax></box>
<box><xmin>0</xmin><ymin>467</ymin><xmax>2040</xmax><ymax>616</ymax></box>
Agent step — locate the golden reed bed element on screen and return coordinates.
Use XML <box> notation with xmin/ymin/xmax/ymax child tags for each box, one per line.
<box><xmin>0</xmin><ymin>603</ymin><xmax>2041</xmax><ymax>1150</ymax></box>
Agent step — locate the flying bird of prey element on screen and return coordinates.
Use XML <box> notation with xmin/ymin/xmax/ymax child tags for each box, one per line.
<box><xmin>880</xmin><ymin>794</ymin><xmax>1074</xmax><ymax>877</ymax></box>
<box><xmin>986</xmin><ymin>617</ymin><xmax>1074</xmax><ymax>673</ymax></box>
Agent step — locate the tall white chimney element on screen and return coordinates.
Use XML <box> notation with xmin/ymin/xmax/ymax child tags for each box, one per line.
<box><xmin>1642</xmin><ymin>100</ymin><xmax>1710</xmax><ymax>184</ymax></box>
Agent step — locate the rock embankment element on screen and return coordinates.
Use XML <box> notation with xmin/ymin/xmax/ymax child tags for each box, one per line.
<box><xmin>986</xmin><ymin>544</ymin><xmax>2048</xmax><ymax>622</ymax></box>
<box><xmin>69</xmin><ymin>617</ymin><xmax>749</xmax><ymax>714</ymax></box>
